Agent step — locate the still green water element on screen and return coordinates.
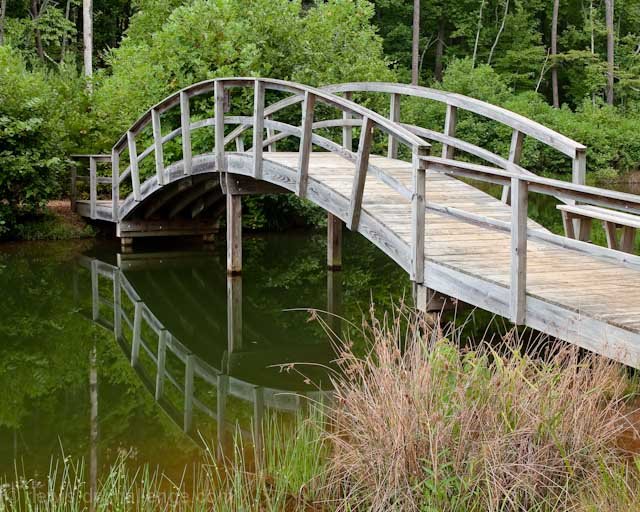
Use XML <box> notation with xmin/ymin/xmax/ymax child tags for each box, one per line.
<box><xmin>1</xmin><ymin>179</ymin><xmax>637</xmax><ymax>483</ymax></box>
<box><xmin>0</xmin><ymin>230</ymin><xmax>412</xmax><ymax>481</ymax></box>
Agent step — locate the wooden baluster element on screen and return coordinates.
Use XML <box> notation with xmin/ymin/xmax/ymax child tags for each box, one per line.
<box><xmin>111</xmin><ymin>149</ymin><xmax>119</xmax><ymax>221</ymax></box>
<box><xmin>572</xmin><ymin>148</ymin><xmax>587</xmax><ymax>186</ymax></box>
<box><xmin>388</xmin><ymin>93</ymin><xmax>400</xmax><ymax>159</ymax></box>
<box><xmin>297</xmin><ymin>91</ymin><xmax>316</xmax><ymax>197</ymax></box>
<box><xmin>253</xmin><ymin>79</ymin><xmax>265</xmax><ymax>179</ymax></box>
<box><xmin>510</xmin><ymin>176</ymin><xmax>528</xmax><ymax>324</ymax></box>
<box><xmin>266</xmin><ymin>115</ymin><xmax>276</xmax><ymax>152</ymax></box>
<box><xmin>441</xmin><ymin>104</ymin><xmax>457</xmax><ymax>159</ymax></box>
<box><xmin>215</xmin><ymin>81</ymin><xmax>225</xmax><ymax>173</ymax></box>
<box><xmin>348</xmin><ymin>116</ymin><xmax>374</xmax><ymax>231</ymax></box>
<box><xmin>180</xmin><ymin>91</ymin><xmax>192</xmax><ymax>175</ymax></box>
<box><xmin>89</xmin><ymin>156</ymin><xmax>97</xmax><ymax>219</ymax></box>
<box><xmin>127</xmin><ymin>131</ymin><xmax>141</xmax><ymax>201</ymax></box>
<box><xmin>501</xmin><ymin>129</ymin><xmax>525</xmax><ymax>203</ymax></box>
<box><xmin>151</xmin><ymin>108</ymin><xmax>165</xmax><ymax>185</ymax></box>
<box><xmin>235</xmin><ymin>136</ymin><xmax>245</xmax><ymax>152</ymax></box>
<box><xmin>155</xmin><ymin>330</ymin><xmax>167</xmax><ymax>400</ymax></box>
<box><xmin>342</xmin><ymin>91</ymin><xmax>353</xmax><ymax>152</ymax></box>
<box><xmin>412</xmin><ymin>147</ymin><xmax>428</xmax><ymax>284</ymax></box>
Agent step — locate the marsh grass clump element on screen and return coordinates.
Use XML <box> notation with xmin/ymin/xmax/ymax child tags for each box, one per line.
<box><xmin>323</xmin><ymin>307</ymin><xmax>640</xmax><ymax>511</ymax></box>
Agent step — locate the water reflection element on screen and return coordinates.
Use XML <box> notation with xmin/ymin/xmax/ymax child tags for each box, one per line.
<box><xmin>79</xmin><ymin>252</ymin><xmax>333</xmax><ymax>457</ymax></box>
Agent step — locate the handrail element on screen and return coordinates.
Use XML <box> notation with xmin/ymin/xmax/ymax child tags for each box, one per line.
<box><xmin>419</xmin><ymin>156</ymin><xmax>640</xmax><ymax>325</ymax></box>
<box><xmin>224</xmin><ymin>81</ymin><xmax>587</xmax><ymax>203</ymax></box>
<box><xmin>109</xmin><ymin>77</ymin><xmax>431</xmax><ymax>282</ymax></box>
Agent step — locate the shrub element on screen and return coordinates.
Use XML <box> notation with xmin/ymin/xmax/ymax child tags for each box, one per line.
<box><xmin>0</xmin><ymin>46</ymin><xmax>84</xmax><ymax>239</ymax></box>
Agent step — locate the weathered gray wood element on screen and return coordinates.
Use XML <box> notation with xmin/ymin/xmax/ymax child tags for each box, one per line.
<box><xmin>604</xmin><ymin>221</ymin><xmax>619</xmax><ymax>250</ymax></box>
<box><xmin>348</xmin><ymin>116</ymin><xmax>374</xmax><ymax>230</ymax></box>
<box><xmin>151</xmin><ymin>109</ymin><xmax>165</xmax><ymax>185</ymax></box>
<box><xmin>441</xmin><ymin>104</ymin><xmax>457</xmax><ymax>159</ymax></box>
<box><xmin>111</xmin><ymin>148</ymin><xmax>120</xmax><ymax>221</ymax></box>
<box><xmin>226</xmin><ymin>190</ymin><xmax>242</xmax><ymax>274</ymax></box>
<box><xmin>323</xmin><ymin>82</ymin><xmax>585</xmax><ymax>157</ymax></box>
<box><xmin>253</xmin><ymin>79</ymin><xmax>265</xmax><ymax>179</ymax></box>
<box><xmin>572</xmin><ymin>148</ymin><xmax>587</xmax><ymax>185</ymax></box>
<box><xmin>297</xmin><ymin>91</ymin><xmax>316</xmax><ymax>197</ymax></box>
<box><xmin>327</xmin><ymin>212</ymin><xmax>342</xmax><ymax>270</ymax></box>
<box><xmin>621</xmin><ymin>226</ymin><xmax>637</xmax><ymax>253</ymax></box>
<box><xmin>89</xmin><ymin>157</ymin><xmax>97</xmax><ymax>219</ymax></box>
<box><xmin>215</xmin><ymin>81</ymin><xmax>225</xmax><ymax>173</ymax></box>
<box><xmin>561</xmin><ymin>210</ymin><xmax>576</xmax><ymax>239</ymax></box>
<box><xmin>127</xmin><ymin>132</ymin><xmax>141</xmax><ymax>201</ymax></box>
<box><xmin>501</xmin><ymin>129</ymin><xmax>525</xmax><ymax>203</ymax></box>
<box><xmin>180</xmin><ymin>91</ymin><xmax>192</xmax><ymax>175</ymax></box>
<box><xmin>265</xmin><ymin>115</ymin><xmax>276</xmax><ymax>152</ymax></box>
<box><xmin>343</xmin><ymin>91</ymin><xmax>353</xmax><ymax>151</ymax></box>
<box><xmin>388</xmin><ymin>93</ymin><xmax>400</xmax><ymax>159</ymax></box>
<box><xmin>510</xmin><ymin>177</ymin><xmax>527</xmax><ymax>324</ymax></box>
<box><xmin>235</xmin><ymin>136</ymin><xmax>244</xmax><ymax>152</ymax></box>
<box><xmin>412</xmin><ymin>149</ymin><xmax>428</xmax><ymax>283</ymax></box>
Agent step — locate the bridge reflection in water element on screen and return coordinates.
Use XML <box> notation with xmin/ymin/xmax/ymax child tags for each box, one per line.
<box><xmin>76</xmin><ymin>250</ymin><xmax>335</xmax><ymax>457</ymax></box>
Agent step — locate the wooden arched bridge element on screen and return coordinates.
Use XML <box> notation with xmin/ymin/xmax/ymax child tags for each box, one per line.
<box><xmin>71</xmin><ymin>78</ymin><xmax>640</xmax><ymax>367</ymax></box>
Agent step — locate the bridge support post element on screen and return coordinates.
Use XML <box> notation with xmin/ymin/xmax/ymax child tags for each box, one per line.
<box><xmin>327</xmin><ymin>213</ymin><xmax>342</xmax><ymax>270</ymax></box>
<box><xmin>121</xmin><ymin>237</ymin><xmax>133</xmax><ymax>251</ymax></box>
<box><xmin>226</xmin><ymin>190</ymin><xmax>242</xmax><ymax>275</ymax></box>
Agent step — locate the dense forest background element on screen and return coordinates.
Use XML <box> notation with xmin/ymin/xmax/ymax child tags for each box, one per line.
<box><xmin>1</xmin><ymin>0</ymin><xmax>639</xmax><ymax>238</ymax></box>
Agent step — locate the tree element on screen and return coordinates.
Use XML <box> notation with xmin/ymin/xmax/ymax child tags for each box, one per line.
<box><xmin>551</xmin><ymin>0</ymin><xmax>560</xmax><ymax>107</ymax></box>
<box><xmin>0</xmin><ymin>0</ymin><xmax>6</xmax><ymax>45</ymax></box>
<box><xmin>411</xmin><ymin>0</ymin><xmax>419</xmax><ymax>84</ymax></box>
<box><xmin>604</xmin><ymin>0</ymin><xmax>614</xmax><ymax>105</ymax></box>
<box><xmin>83</xmin><ymin>0</ymin><xmax>92</xmax><ymax>87</ymax></box>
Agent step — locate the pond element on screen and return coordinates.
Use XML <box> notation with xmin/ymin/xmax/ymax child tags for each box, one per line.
<box><xmin>0</xmin><ymin>230</ymin><xmax>419</xmax><ymax>483</ymax></box>
<box><xmin>1</xmin><ymin>179</ymin><xmax>636</xmax><ymax>486</ymax></box>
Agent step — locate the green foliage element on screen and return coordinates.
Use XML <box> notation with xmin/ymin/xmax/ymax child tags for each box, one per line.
<box><xmin>0</xmin><ymin>47</ymin><xmax>77</xmax><ymax>238</ymax></box>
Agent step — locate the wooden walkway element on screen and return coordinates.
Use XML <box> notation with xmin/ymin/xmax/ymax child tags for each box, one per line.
<box><xmin>71</xmin><ymin>78</ymin><xmax>640</xmax><ymax>367</ymax></box>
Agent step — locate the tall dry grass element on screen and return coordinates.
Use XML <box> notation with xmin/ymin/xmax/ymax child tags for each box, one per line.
<box><xmin>322</xmin><ymin>306</ymin><xmax>640</xmax><ymax>511</ymax></box>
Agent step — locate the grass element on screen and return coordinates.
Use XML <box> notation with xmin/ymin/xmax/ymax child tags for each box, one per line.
<box><xmin>3</xmin><ymin>307</ymin><xmax>640</xmax><ymax>511</ymax></box>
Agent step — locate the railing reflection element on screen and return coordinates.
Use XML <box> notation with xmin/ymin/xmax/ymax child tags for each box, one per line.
<box><xmin>78</xmin><ymin>254</ymin><xmax>330</xmax><ymax>454</ymax></box>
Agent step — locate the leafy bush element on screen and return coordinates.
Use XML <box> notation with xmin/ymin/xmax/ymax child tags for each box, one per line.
<box><xmin>0</xmin><ymin>46</ymin><xmax>89</xmax><ymax>239</ymax></box>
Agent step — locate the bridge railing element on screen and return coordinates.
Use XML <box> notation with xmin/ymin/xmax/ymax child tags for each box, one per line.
<box><xmin>417</xmin><ymin>156</ymin><xmax>640</xmax><ymax>325</ymax></box>
<box><xmin>227</xmin><ymin>82</ymin><xmax>587</xmax><ymax>204</ymax></box>
<box><xmin>110</xmin><ymin>77</ymin><xmax>432</xmax><ymax>282</ymax></box>
<box><xmin>69</xmin><ymin>154</ymin><xmax>112</xmax><ymax>219</ymax></box>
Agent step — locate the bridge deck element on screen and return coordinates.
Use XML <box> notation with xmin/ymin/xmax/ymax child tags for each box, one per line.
<box><xmin>77</xmin><ymin>151</ymin><xmax>640</xmax><ymax>363</ymax></box>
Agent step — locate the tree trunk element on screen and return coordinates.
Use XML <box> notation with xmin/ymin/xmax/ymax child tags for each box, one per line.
<box><xmin>472</xmin><ymin>0</ymin><xmax>486</xmax><ymax>68</ymax></box>
<box><xmin>551</xmin><ymin>0</ymin><xmax>560</xmax><ymax>107</ymax></box>
<box><xmin>411</xmin><ymin>0</ymin><xmax>420</xmax><ymax>85</ymax></box>
<box><xmin>83</xmin><ymin>0</ymin><xmax>93</xmax><ymax>89</ymax></box>
<box><xmin>0</xmin><ymin>0</ymin><xmax>7</xmax><ymax>45</ymax></box>
<box><xmin>32</xmin><ymin>0</ymin><xmax>44</xmax><ymax>60</ymax></box>
<box><xmin>487</xmin><ymin>0</ymin><xmax>509</xmax><ymax>66</ymax></box>
<box><xmin>605</xmin><ymin>0</ymin><xmax>614</xmax><ymax>105</ymax></box>
<box><xmin>434</xmin><ymin>19</ymin><xmax>445</xmax><ymax>82</ymax></box>
<box><xmin>60</xmin><ymin>0</ymin><xmax>71</xmax><ymax>63</ymax></box>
